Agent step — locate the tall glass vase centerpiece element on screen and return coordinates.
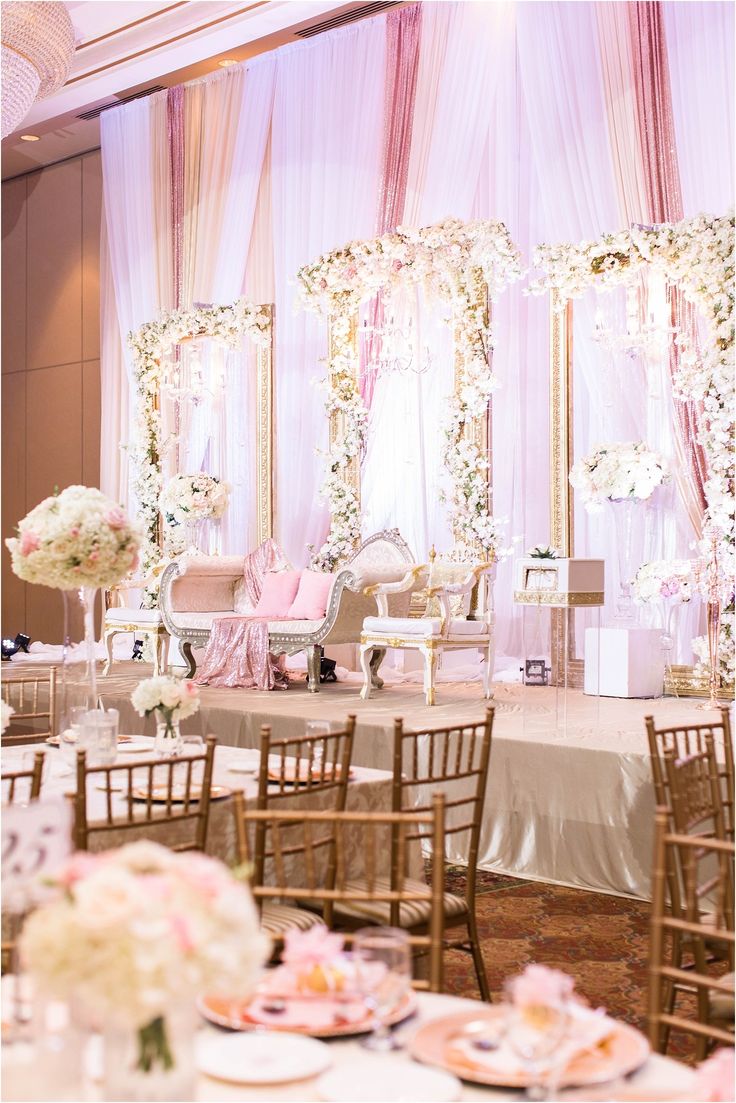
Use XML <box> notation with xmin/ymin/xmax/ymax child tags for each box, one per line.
<box><xmin>20</xmin><ymin>841</ymin><xmax>271</xmax><ymax>1103</ymax></box>
<box><xmin>570</xmin><ymin>442</ymin><xmax>670</xmax><ymax>625</ymax></box>
<box><xmin>633</xmin><ymin>559</ymin><xmax>694</xmax><ymax>694</ymax></box>
<box><xmin>160</xmin><ymin>473</ymin><xmax>229</xmax><ymax>557</ymax></box>
<box><xmin>131</xmin><ymin>675</ymin><xmax>201</xmax><ymax>756</ymax></box>
<box><xmin>5</xmin><ymin>486</ymin><xmax>141</xmax><ymax>734</ymax></box>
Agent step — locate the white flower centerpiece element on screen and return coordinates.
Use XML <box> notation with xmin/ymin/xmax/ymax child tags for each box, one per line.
<box><xmin>633</xmin><ymin>559</ymin><xmax>695</xmax><ymax>676</ymax></box>
<box><xmin>570</xmin><ymin>442</ymin><xmax>669</xmax><ymax>621</ymax></box>
<box><xmin>20</xmin><ymin>841</ymin><xmax>270</xmax><ymax>1102</ymax></box>
<box><xmin>160</xmin><ymin>473</ymin><xmax>230</xmax><ymax>556</ymax></box>
<box><xmin>5</xmin><ymin>486</ymin><xmax>141</xmax><ymax>719</ymax></box>
<box><xmin>131</xmin><ymin>675</ymin><xmax>200</xmax><ymax>756</ymax></box>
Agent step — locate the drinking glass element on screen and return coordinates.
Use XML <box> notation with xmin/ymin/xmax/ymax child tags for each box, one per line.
<box><xmin>177</xmin><ymin>735</ymin><xmax>205</xmax><ymax>790</ymax></box>
<box><xmin>353</xmin><ymin>927</ymin><xmax>411</xmax><ymax>1051</ymax></box>
<box><xmin>504</xmin><ymin>998</ymin><xmax>570</xmax><ymax>1101</ymax></box>
<box><xmin>81</xmin><ymin>709</ymin><xmax>119</xmax><ymax>766</ymax></box>
<box><xmin>306</xmin><ymin>720</ymin><xmax>331</xmax><ymax>773</ymax></box>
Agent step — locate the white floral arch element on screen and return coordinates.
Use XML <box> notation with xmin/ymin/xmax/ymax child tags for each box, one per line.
<box><xmin>528</xmin><ymin>211</ymin><xmax>734</xmax><ymax>681</ymax></box>
<box><xmin>297</xmin><ymin>217</ymin><xmax>523</xmax><ymax>568</ymax></box>
<box><xmin>128</xmin><ymin>299</ymin><xmax>273</xmax><ymax>575</ymax></box>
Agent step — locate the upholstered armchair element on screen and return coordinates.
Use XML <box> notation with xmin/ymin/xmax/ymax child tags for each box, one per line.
<box><xmin>359</xmin><ymin>552</ymin><xmax>497</xmax><ymax>706</ymax></box>
<box><xmin>158</xmin><ymin>530</ymin><xmax>419</xmax><ymax>691</ymax></box>
<box><xmin>103</xmin><ymin>573</ymin><xmax>170</xmax><ymax>677</ymax></box>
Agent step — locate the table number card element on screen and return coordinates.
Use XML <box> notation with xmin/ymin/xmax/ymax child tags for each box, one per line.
<box><xmin>2</xmin><ymin>797</ymin><xmax>72</xmax><ymax>910</ymax></box>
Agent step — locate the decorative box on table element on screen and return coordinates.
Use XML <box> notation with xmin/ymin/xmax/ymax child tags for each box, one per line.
<box><xmin>514</xmin><ymin>558</ymin><xmax>605</xmax><ymax>608</ymax></box>
<box><xmin>584</xmin><ymin>626</ymin><xmax>665</xmax><ymax>698</ymax></box>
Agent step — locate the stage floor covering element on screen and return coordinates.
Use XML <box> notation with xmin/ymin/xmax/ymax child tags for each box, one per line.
<box><xmin>94</xmin><ymin>663</ymin><xmax>730</xmax><ymax>902</ymax></box>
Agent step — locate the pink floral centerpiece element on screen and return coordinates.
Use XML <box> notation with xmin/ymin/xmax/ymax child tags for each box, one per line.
<box><xmin>131</xmin><ymin>675</ymin><xmax>200</xmax><ymax>756</ymax></box>
<box><xmin>20</xmin><ymin>842</ymin><xmax>270</xmax><ymax>1099</ymax></box>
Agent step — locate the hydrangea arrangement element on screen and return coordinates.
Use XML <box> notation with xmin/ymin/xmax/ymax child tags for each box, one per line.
<box><xmin>569</xmin><ymin>442</ymin><xmax>669</xmax><ymax>511</ymax></box>
<box><xmin>160</xmin><ymin>473</ymin><xmax>230</xmax><ymax>526</ymax></box>
<box><xmin>20</xmin><ymin>841</ymin><xmax>270</xmax><ymax>1073</ymax></box>
<box><xmin>632</xmin><ymin>560</ymin><xmax>694</xmax><ymax>604</ymax></box>
<box><xmin>5</xmin><ymin>486</ymin><xmax>141</xmax><ymax>590</ymax></box>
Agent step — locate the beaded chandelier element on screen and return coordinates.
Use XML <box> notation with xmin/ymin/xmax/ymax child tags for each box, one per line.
<box><xmin>1</xmin><ymin>1</ymin><xmax>75</xmax><ymax>138</ymax></box>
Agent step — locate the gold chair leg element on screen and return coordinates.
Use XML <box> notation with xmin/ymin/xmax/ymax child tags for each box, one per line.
<box><xmin>466</xmin><ymin>913</ymin><xmax>491</xmax><ymax>1002</ymax></box>
<box><xmin>102</xmin><ymin>629</ymin><xmax>115</xmax><ymax>676</ymax></box>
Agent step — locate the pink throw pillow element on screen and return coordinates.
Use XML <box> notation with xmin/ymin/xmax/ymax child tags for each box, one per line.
<box><xmin>287</xmin><ymin>570</ymin><xmax>334</xmax><ymax>620</ymax></box>
<box><xmin>253</xmin><ymin>570</ymin><xmax>301</xmax><ymax>617</ymax></box>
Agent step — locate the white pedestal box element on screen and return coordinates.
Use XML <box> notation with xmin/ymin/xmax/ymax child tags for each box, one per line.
<box><xmin>584</xmin><ymin>627</ymin><xmax>665</xmax><ymax>698</ymax></box>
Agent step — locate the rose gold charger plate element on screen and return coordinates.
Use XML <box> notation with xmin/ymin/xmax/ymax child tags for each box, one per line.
<box><xmin>130</xmin><ymin>784</ymin><xmax>232</xmax><ymax>802</ymax></box>
<box><xmin>267</xmin><ymin>764</ymin><xmax>355</xmax><ymax>785</ymax></box>
<box><xmin>198</xmin><ymin>988</ymin><xmax>416</xmax><ymax>1039</ymax></box>
<box><xmin>409</xmin><ymin>1008</ymin><xmax>650</xmax><ymax>1090</ymax></box>
<box><xmin>46</xmin><ymin>734</ymin><xmax>133</xmax><ymax>747</ymax></box>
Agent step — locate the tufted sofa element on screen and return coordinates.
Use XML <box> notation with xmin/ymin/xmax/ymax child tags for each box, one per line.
<box><xmin>158</xmin><ymin>529</ymin><xmax>420</xmax><ymax>691</ymax></box>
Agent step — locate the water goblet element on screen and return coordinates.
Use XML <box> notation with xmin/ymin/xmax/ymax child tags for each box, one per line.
<box><xmin>504</xmin><ymin>998</ymin><xmax>570</xmax><ymax>1101</ymax></box>
<box><xmin>306</xmin><ymin>720</ymin><xmax>331</xmax><ymax>775</ymax></box>
<box><xmin>353</xmin><ymin>927</ymin><xmax>411</xmax><ymax>1051</ymax></box>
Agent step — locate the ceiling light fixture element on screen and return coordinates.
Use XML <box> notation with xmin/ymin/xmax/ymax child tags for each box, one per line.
<box><xmin>1</xmin><ymin>2</ymin><xmax>76</xmax><ymax>138</ymax></box>
<box><xmin>218</xmin><ymin>59</ymin><xmax>238</xmax><ymax>67</ymax></box>
<box><xmin>19</xmin><ymin>133</ymin><xmax>40</xmax><ymax>141</ymax></box>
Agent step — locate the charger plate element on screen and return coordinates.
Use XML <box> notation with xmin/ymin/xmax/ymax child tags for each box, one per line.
<box><xmin>267</xmin><ymin>764</ymin><xmax>354</xmax><ymax>784</ymax></box>
<box><xmin>409</xmin><ymin>1008</ymin><xmax>650</xmax><ymax>1089</ymax></box>
<box><xmin>130</xmin><ymin>784</ymin><xmax>232</xmax><ymax>802</ymax></box>
<box><xmin>196</xmin><ymin>1032</ymin><xmax>332</xmax><ymax>1085</ymax></box>
<box><xmin>198</xmin><ymin>988</ymin><xmax>416</xmax><ymax>1039</ymax></box>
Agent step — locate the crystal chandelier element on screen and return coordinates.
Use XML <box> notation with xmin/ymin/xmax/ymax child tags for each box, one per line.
<box><xmin>1</xmin><ymin>2</ymin><xmax>75</xmax><ymax>138</ymax></box>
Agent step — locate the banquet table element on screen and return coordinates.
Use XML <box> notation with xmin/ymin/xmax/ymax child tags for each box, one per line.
<box><xmin>1</xmin><ymin>990</ymin><xmax>698</xmax><ymax>1103</ymax></box>
<box><xmin>0</xmin><ymin>739</ymin><xmax>407</xmax><ymax>876</ymax></box>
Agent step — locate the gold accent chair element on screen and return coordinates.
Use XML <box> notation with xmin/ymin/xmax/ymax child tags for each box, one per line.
<box><xmin>649</xmin><ymin>807</ymin><xmax>735</xmax><ymax>1060</ymax></box>
<box><xmin>360</xmin><ymin>549</ymin><xmax>496</xmax><ymax>706</ymax></box>
<box><xmin>103</xmin><ymin>575</ymin><xmax>170</xmax><ymax>676</ymax></box>
<box><xmin>332</xmin><ymin>707</ymin><xmax>494</xmax><ymax>1000</ymax></box>
<box><xmin>254</xmin><ymin>717</ymin><xmax>356</xmax><ymax>940</ymax></box>
<box><xmin>233</xmin><ymin>790</ymin><xmax>447</xmax><ymax>992</ymax></box>
<box><xmin>2</xmin><ymin>750</ymin><xmax>45</xmax><ymax>803</ymax></box>
<box><xmin>72</xmin><ymin>735</ymin><xmax>216</xmax><ymax>852</ymax></box>
<box><xmin>1</xmin><ymin>669</ymin><xmax>57</xmax><ymax>746</ymax></box>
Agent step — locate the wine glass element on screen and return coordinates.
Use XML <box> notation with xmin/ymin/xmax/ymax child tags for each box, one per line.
<box><xmin>306</xmin><ymin>720</ymin><xmax>331</xmax><ymax>775</ymax></box>
<box><xmin>353</xmin><ymin>927</ymin><xmax>411</xmax><ymax>1051</ymax></box>
<box><xmin>504</xmin><ymin>997</ymin><xmax>570</xmax><ymax>1101</ymax></box>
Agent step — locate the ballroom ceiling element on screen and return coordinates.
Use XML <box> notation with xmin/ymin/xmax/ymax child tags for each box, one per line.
<box><xmin>1</xmin><ymin>0</ymin><xmax>400</xmax><ymax>178</ymax></box>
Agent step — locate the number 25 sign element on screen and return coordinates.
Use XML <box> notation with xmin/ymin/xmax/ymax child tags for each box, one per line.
<box><xmin>2</xmin><ymin>797</ymin><xmax>72</xmax><ymax>908</ymax></box>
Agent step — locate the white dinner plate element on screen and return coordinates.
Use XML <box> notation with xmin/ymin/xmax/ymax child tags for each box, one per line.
<box><xmin>226</xmin><ymin>756</ymin><xmax>260</xmax><ymax>774</ymax></box>
<box><xmin>317</xmin><ymin>1059</ymin><xmax>461</xmax><ymax>1102</ymax></box>
<box><xmin>196</xmin><ymin>1031</ymin><xmax>331</xmax><ymax>1085</ymax></box>
<box><xmin>116</xmin><ymin>740</ymin><xmax>153</xmax><ymax>754</ymax></box>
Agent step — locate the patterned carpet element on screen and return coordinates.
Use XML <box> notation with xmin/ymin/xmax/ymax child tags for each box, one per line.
<box><xmin>438</xmin><ymin>866</ymin><xmax>703</xmax><ymax>1065</ymax></box>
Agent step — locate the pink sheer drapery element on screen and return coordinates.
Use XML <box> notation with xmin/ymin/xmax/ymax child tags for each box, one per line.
<box><xmin>195</xmin><ymin>538</ymin><xmax>291</xmax><ymax>689</ymax></box>
<box><xmin>361</xmin><ymin>3</ymin><xmax>422</xmax><ymax>409</ymax></box>
<box><xmin>626</xmin><ymin>1</ymin><xmax>708</xmax><ymax>531</ymax></box>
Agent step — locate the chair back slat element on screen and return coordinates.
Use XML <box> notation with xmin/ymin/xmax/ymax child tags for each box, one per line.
<box><xmin>1</xmin><ymin>670</ymin><xmax>58</xmax><ymax>745</ymax></box>
<box><xmin>232</xmin><ymin>791</ymin><xmax>446</xmax><ymax>992</ymax></box>
<box><xmin>649</xmin><ymin>808</ymin><xmax>735</xmax><ymax>1057</ymax></box>
<box><xmin>1</xmin><ymin>751</ymin><xmax>45</xmax><ymax>803</ymax></box>
<box><xmin>72</xmin><ymin>736</ymin><xmax>216</xmax><ymax>852</ymax></box>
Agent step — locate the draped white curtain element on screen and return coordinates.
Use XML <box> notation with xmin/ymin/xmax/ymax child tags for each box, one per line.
<box><xmin>270</xmin><ymin>21</ymin><xmax>386</xmax><ymax>565</ymax></box>
<box><xmin>100</xmin><ymin>94</ymin><xmax>172</xmax><ymax>513</ymax></box>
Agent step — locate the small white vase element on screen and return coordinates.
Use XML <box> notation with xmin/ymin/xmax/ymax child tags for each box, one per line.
<box><xmin>103</xmin><ymin>1009</ymin><xmax>196</xmax><ymax>1102</ymax></box>
<box><xmin>154</xmin><ymin>715</ymin><xmax>181</xmax><ymax>757</ymax></box>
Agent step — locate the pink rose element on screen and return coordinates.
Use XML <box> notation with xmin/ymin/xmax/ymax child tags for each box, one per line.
<box><xmin>88</xmin><ymin>550</ymin><xmax>99</xmax><ymax>562</ymax></box>
<box><xmin>170</xmin><ymin>914</ymin><xmax>195</xmax><ymax>954</ymax></box>
<box><xmin>105</xmin><ymin>508</ymin><xmax>127</xmax><ymax>531</ymax></box>
<box><xmin>507</xmin><ymin>964</ymin><xmax>576</xmax><ymax>1009</ymax></box>
<box><xmin>660</xmin><ymin>578</ymin><xmax>680</xmax><ymax>598</ymax></box>
<box><xmin>392</xmin><ymin>259</ymin><xmax>404</xmax><ymax>272</ymax></box>
<box><xmin>70</xmin><ymin>527</ymin><xmax>80</xmax><ymax>538</ymax></box>
<box><xmin>57</xmin><ymin>852</ymin><xmax>101</xmax><ymax>888</ymax></box>
<box><xmin>344</xmin><ymin>264</ymin><xmax>358</xmax><ymax>280</ymax></box>
<box><xmin>182</xmin><ymin>680</ymin><xmax>199</xmax><ymax>698</ymax></box>
<box><xmin>282</xmin><ymin>927</ymin><xmax>345</xmax><ymax>967</ymax></box>
<box><xmin>19</xmin><ymin>531</ymin><xmax>40</xmax><ymax>556</ymax></box>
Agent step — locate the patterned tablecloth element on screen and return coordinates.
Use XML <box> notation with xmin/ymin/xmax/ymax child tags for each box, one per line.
<box><xmin>0</xmin><ymin>739</ymin><xmax>411</xmax><ymax>881</ymax></box>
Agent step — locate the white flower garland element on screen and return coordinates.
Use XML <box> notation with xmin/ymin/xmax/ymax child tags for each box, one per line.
<box><xmin>128</xmin><ymin>300</ymin><xmax>271</xmax><ymax>580</ymax></box>
<box><xmin>298</xmin><ymin>218</ymin><xmax>523</xmax><ymax>566</ymax></box>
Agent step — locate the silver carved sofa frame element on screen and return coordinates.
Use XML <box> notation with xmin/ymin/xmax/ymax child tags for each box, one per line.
<box><xmin>158</xmin><ymin>529</ymin><xmax>417</xmax><ymax>692</ymax></box>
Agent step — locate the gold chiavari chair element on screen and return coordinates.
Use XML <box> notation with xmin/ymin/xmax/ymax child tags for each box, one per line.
<box><xmin>1</xmin><ymin>750</ymin><xmax>45</xmax><ymax>804</ymax></box>
<box><xmin>253</xmin><ymin>717</ymin><xmax>356</xmax><ymax>940</ymax></box>
<box><xmin>332</xmin><ymin>706</ymin><xmax>494</xmax><ymax>1000</ymax></box>
<box><xmin>645</xmin><ymin>708</ymin><xmax>734</xmax><ymax>842</ymax></box>
<box><xmin>649</xmin><ymin>808</ymin><xmax>735</xmax><ymax>1060</ymax></box>
<box><xmin>1</xmin><ymin>669</ymin><xmax>57</xmax><ymax>746</ymax></box>
<box><xmin>233</xmin><ymin>790</ymin><xmax>446</xmax><ymax>992</ymax></box>
<box><xmin>72</xmin><ymin>736</ymin><xmax>216</xmax><ymax>852</ymax></box>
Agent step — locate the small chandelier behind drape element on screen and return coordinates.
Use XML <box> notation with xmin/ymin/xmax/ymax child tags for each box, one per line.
<box><xmin>1</xmin><ymin>1</ymin><xmax>75</xmax><ymax>138</ymax></box>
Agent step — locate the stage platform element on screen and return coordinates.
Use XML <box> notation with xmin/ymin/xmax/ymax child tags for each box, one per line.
<box><xmin>91</xmin><ymin>663</ymin><xmax>730</xmax><ymax>902</ymax></box>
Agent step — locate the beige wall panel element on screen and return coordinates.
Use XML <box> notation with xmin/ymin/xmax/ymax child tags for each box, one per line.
<box><xmin>82</xmin><ymin>152</ymin><xmax>102</xmax><ymax>362</ymax></box>
<box><xmin>82</xmin><ymin>359</ymin><xmax>101</xmax><ymax>487</ymax></box>
<box><xmin>1</xmin><ymin>372</ymin><xmax>26</xmax><ymax>634</ymax></box>
<box><xmin>2</xmin><ymin>176</ymin><xmax>27</xmax><ymax>375</ymax></box>
<box><xmin>26</xmin><ymin>160</ymin><xmax>83</xmax><ymax>372</ymax></box>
